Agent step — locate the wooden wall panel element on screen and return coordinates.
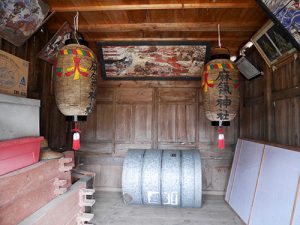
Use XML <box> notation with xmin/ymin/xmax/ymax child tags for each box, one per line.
<box><xmin>274</xmin><ymin>97</ymin><xmax>300</xmax><ymax>146</ymax></box>
<box><xmin>177</xmin><ymin>104</ymin><xmax>196</xmax><ymax>143</ymax></box>
<box><xmin>158</xmin><ymin>88</ymin><xmax>196</xmax><ymax>103</ymax></box>
<box><xmin>199</xmin><ymin>105</ymin><xmax>214</xmax><ymax>144</ymax></box>
<box><xmin>116</xmin><ymin>88</ymin><xmax>153</xmax><ymax>103</ymax></box>
<box><xmin>96</xmin><ymin>104</ymin><xmax>114</xmax><ymax>141</ymax></box>
<box><xmin>158</xmin><ymin>104</ymin><xmax>176</xmax><ymax>142</ymax></box>
<box><xmin>240</xmin><ymin>49</ymin><xmax>300</xmax><ymax>147</ymax></box>
<box><xmin>78</xmin><ymin>85</ymin><xmax>239</xmax><ymax>194</ymax></box>
<box><xmin>0</xmin><ymin>33</ymin><xmax>67</xmax><ymax>150</ymax></box>
<box><xmin>134</xmin><ymin>105</ymin><xmax>152</xmax><ymax>142</ymax></box>
<box><xmin>115</xmin><ymin>104</ymin><xmax>132</xmax><ymax>142</ymax></box>
<box><xmin>81</xmin><ymin>106</ymin><xmax>97</xmax><ymax>141</ymax></box>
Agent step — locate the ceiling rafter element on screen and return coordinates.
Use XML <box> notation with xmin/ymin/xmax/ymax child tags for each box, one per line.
<box><xmin>84</xmin><ymin>37</ymin><xmax>247</xmax><ymax>42</ymax></box>
<box><xmin>50</xmin><ymin>2</ymin><xmax>257</xmax><ymax>12</ymax></box>
<box><xmin>48</xmin><ymin>22</ymin><xmax>260</xmax><ymax>33</ymax></box>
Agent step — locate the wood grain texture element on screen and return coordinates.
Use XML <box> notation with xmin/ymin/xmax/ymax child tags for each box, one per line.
<box><xmin>0</xmin><ymin>159</ymin><xmax>71</xmax><ymax>225</ymax></box>
<box><xmin>96</xmin><ymin>103</ymin><xmax>114</xmax><ymax>141</ymax></box>
<box><xmin>19</xmin><ymin>179</ymin><xmax>90</xmax><ymax>225</ymax></box>
<box><xmin>0</xmin><ymin>35</ymin><xmax>66</xmax><ymax>150</ymax></box>
<box><xmin>240</xmin><ymin>50</ymin><xmax>300</xmax><ymax>147</ymax></box>
<box><xmin>79</xmin><ymin>85</ymin><xmax>238</xmax><ymax>193</ymax></box>
<box><xmin>90</xmin><ymin>192</ymin><xmax>244</xmax><ymax>225</ymax></box>
<box><xmin>46</xmin><ymin>0</ymin><xmax>267</xmax><ymax>53</ymax></box>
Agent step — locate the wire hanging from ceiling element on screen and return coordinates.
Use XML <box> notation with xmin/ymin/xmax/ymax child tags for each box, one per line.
<box><xmin>73</xmin><ymin>11</ymin><xmax>79</xmax><ymax>45</ymax></box>
<box><xmin>218</xmin><ymin>24</ymin><xmax>222</xmax><ymax>48</ymax></box>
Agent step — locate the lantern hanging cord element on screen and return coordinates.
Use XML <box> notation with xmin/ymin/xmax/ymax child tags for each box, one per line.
<box><xmin>218</xmin><ymin>24</ymin><xmax>222</xmax><ymax>48</ymax></box>
<box><xmin>73</xmin><ymin>11</ymin><xmax>79</xmax><ymax>45</ymax></box>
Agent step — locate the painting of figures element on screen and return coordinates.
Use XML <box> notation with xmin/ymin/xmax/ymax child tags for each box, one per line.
<box><xmin>38</xmin><ymin>22</ymin><xmax>72</xmax><ymax>63</ymax></box>
<box><xmin>257</xmin><ymin>0</ymin><xmax>300</xmax><ymax>49</ymax></box>
<box><xmin>0</xmin><ymin>0</ymin><xmax>49</xmax><ymax>47</ymax></box>
<box><xmin>98</xmin><ymin>42</ymin><xmax>210</xmax><ymax>80</ymax></box>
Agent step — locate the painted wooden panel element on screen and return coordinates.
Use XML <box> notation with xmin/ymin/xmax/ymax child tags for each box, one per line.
<box><xmin>158</xmin><ymin>104</ymin><xmax>176</xmax><ymax>142</ymax></box>
<box><xmin>229</xmin><ymin>140</ymin><xmax>265</xmax><ymax>223</ymax></box>
<box><xmin>96</xmin><ymin>103</ymin><xmax>114</xmax><ymax>141</ymax></box>
<box><xmin>115</xmin><ymin>104</ymin><xmax>132</xmax><ymax>142</ymax></box>
<box><xmin>134</xmin><ymin>104</ymin><xmax>152</xmax><ymax>142</ymax></box>
<box><xmin>249</xmin><ymin>145</ymin><xmax>300</xmax><ymax>225</ymax></box>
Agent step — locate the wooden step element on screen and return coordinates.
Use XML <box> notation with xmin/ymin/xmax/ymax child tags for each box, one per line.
<box><xmin>0</xmin><ymin>155</ymin><xmax>73</xmax><ymax>225</ymax></box>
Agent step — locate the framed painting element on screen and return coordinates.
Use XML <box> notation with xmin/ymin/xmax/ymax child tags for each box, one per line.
<box><xmin>255</xmin><ymin>0</ymin><xmax>300</xmax><ymax>51</ymax></box>
<box><xmin>38</xmin><ymin>22</ymin><xmax>73</xmax><ymax>63</ymax></box>
<box><xmin>98</xmin><ymin>41</ymin><xmax>210</xmax><ymax>80</ymax></box>
<box><xmin>0</xmin><ymin>0</ymin><xmax>49</xmax><ymax>47</ymax></box>
<box><xmin>252</xmin><ymin>20</ymin><xmax>297</xmax><ymax>67</ymax></box>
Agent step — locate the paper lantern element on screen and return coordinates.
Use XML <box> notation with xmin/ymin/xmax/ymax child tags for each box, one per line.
<box><xmin>54</xmin><ymin>43</ymin><xmax>97</xmax><ymax>150</ymax></box>
<box><xmin>54</xmin><ymin>44</ymin><xmax>97</xmax><ymax>116</ymax></box>
<box><xmin>201</xmin><ymin>48</ymin><xmax>240</xmax><ymax>148</ymax></box>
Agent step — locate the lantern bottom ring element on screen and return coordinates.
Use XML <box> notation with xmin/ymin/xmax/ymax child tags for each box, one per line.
<box><xmin>211</xmin><ymin>121</ymin><xmax>230</xmax><ymax>126</ymax></box>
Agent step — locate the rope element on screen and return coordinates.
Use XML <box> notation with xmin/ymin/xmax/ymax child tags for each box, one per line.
<box><xmin>218</xmin><ymin>24</ymin><xmax>221</xmax><ymax>48</ymax></box>
<box><xmin>73</xmin><ymin>11</ymin><xmax>80</xmax><ymax>45</ymax></box>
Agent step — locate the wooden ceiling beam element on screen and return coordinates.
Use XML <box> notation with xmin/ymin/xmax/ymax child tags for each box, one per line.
<box><xmin>49</xmin><ymin>22</ymin><xmax>259</xmax><ymax>32</ymax></box>
<box><xmin>85</xmin><ymin>37</ymin><xmax>246</xmax><ymax>42</ymax></box>
<box><xmin>51</xmin><ymin>2</ymin><xmax>257</xmax><ymax>12</ymax></box>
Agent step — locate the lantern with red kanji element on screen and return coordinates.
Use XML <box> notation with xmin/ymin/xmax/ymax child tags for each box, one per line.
<box><xmin>201</xmin><ymin>48</ymin><xmax>240</xmax><ymax>149</ymax></box>
<box><xmin>54</xmin><ymin>43</ymin><xmax>97</xmax><ymax>150</ymax></box>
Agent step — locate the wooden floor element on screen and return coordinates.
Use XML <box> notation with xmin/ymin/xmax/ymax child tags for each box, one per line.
<box><xmin>91</xmin><ymin>192</ymin><xmax>245</xmax><ymax>225</ymax></box>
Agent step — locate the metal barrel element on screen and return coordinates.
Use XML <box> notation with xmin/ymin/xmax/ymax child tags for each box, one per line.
<box><xmin>122</xmin><ymin>149</ymin><xmax>202</xmax><ymax>208</ymax></box>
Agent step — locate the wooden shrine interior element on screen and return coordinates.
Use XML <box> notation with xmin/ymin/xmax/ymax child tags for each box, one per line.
<box><xmin>0</xmin><ymin>0</ymin><xmax>299</xmax><ymax>194</ymax></box>
<box><xmin>46</xmin><ymin>0</ymin><xmax>268</xmax><ymax>55</ymax></box>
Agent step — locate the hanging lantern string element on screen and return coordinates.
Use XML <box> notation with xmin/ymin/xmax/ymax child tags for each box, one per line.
<box><xmin>218</xmin><ymin>120</ymin><xmax>225</xmax><ymax>149</ymax></box>
<box><xmin>72</xmin><ymin>115</ymin><xmax>81</xmax><ymax>150</ymax></box>
<box><xmin>218</xmin><ymin>24</ymin><xmax>222</xmax><ymax>48</ymax></box>
<box><xmin>73</xmin><ymin>11</ymin><xmax>80</xmax><ymax>45</ymax></box>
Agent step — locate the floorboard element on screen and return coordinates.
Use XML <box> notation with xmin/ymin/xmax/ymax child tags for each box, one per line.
<box><xmin>91</xmin><ymin>192</ymin><xmax>245</xmax><ymax>225</ymax></box>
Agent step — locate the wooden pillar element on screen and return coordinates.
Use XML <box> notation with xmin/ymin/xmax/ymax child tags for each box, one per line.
<box><xmin>263</xmin><ymin>64</ymin><xmax>274</xmax><ymax>142</ymax></box>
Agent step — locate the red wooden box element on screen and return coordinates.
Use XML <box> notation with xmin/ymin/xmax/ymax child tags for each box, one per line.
<box><xmin>0</xmin><ymin>136</ymin><xmax>44</xmax><ymax>176</ymax></box>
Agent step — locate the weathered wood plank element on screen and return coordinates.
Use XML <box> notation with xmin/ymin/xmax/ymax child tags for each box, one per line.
<box><xmin>0</xmin><ymin>158</ymin><xmax>72</xmax><ymax>225</ymax></box>
<box><xmin>19</xmin><ymin>178</ymin><xmax>91</xmax><ymax>225</ymax></box>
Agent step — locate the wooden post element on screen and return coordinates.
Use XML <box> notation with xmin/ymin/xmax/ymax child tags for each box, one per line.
<box><xmin>263</xmin><ymin>64</ymin><xmax>274</xmax><ymax>142</ymax></box>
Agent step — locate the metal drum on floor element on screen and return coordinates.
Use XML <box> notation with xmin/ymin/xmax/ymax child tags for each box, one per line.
<box><xmin>122</xmin><ymin>149</ymin><xmax>202</xmax><ymax>208</ymax></box>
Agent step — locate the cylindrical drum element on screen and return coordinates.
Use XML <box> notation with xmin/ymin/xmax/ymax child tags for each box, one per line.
<box><xmin>122</xmin><ymin>149</ymin><xmax>202</xmax><ymax>208</ymax></box>
<box><xmin>54</xmin><ymin>44</ymin><xmax>97</xmax><ymax>116</ymax></box>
